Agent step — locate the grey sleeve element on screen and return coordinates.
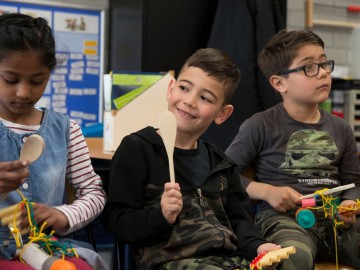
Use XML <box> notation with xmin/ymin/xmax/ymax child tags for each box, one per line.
<box><xmin>339</xmin><ymin>124</ymin><xmax>360</xmax><ymax>200</ymax></box>
<box><xmin>226</xmin><ymin>116</ymin><xmax>265</xmax><ymax>189</ymax></box>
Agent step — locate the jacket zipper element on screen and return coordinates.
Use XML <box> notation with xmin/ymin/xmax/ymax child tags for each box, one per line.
<box><xmin>197</xmin><ymin>188</ymin><xmax>205</xmax><ymax>207</ymax></box>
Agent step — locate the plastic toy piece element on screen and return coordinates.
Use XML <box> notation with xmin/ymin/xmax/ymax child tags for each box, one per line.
<box><xmin>301</xmin><ymin>197</ymin><xmax>317</xmax><ymax>208</ymax></box>
<box><xmin>348</xmin><ymin>6</ymin><xmax>360</xmax><ymax>13</ymax></box>
<box><xmin>301</xmin><ymin>197</ymin><xmax>323</xmax><ymax>208</ymax></box>
<box><xmin>250</xmin><ymin>246</ymin><xmax>296</xmax><ymax>270</ymax></box>
<box><xmin>296</xmin><ymin>208</ymin><xmax>316</xmax><ymax>228</ymax></box>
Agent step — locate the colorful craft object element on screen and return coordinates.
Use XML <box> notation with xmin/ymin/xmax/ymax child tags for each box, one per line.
<box><xmin>0</xmin><ymin>190</ymin><xmax>78</xmax><ymax>270</ymax></box>
<box><xmin>296</xmin><ymin>184</ymin><xmax>359</xmax><ymax>269</ymax></box>
<box><xmin>250</xmin><ymin>246</ymin><xmax>296</xmax><ymax>270</ymax></box>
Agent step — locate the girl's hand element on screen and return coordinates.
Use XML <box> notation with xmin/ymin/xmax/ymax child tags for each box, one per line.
<box><xmin>21</xmin><ymin>203</ymin><xmax>69</xmax><ymax>232</ymax></box>
<box><xmin>0</xmin><ymin>161</ymin><xmax>29</xmax><ymax>193</ymax></box>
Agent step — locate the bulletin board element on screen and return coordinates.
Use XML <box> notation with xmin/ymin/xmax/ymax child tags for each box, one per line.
<box><xmin>0</xmin><ymin>0</ymin><xmax>108</xmax><ymax>129</ymax></box>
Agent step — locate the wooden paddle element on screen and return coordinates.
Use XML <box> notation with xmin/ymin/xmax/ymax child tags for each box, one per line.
<box><xmin>158</xmin><ymin>111</ymin><xmax>177</xmax><ymax>183</ymax></box>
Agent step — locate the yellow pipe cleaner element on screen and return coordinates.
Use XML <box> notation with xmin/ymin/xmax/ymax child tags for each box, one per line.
<box><xmin>8</xmin><ymin>189</ymin><xmax>79</xmax><ymax>263</ymax></box>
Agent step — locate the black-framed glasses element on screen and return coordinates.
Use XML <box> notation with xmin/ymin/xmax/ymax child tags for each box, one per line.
<box><xmin>277</xmin><ymin>60</ymin><xmax>335</xmax><ymax>77</ymax></box>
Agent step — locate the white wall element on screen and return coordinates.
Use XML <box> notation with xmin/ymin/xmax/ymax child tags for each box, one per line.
<box><xmin>287</xmin><ymin>0</ymin><xmax>360</xmax><ymax>77</ymax></box>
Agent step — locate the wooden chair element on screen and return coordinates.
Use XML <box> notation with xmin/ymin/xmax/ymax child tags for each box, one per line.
<box><xmin>114</xmin><ymin>242</ymin><xmax>138</xmax><ymax>270</ymax></box>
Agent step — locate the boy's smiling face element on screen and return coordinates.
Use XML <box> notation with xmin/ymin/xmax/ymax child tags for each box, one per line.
<box><xmin>271</xmin><ymin>44</ymin><xmax>332</xmax><ymax>106</ymax></box>
<box><xmin>167</xmin><ymin>66</ymin><xmax>233</xmax><ymax>141</ymax></box>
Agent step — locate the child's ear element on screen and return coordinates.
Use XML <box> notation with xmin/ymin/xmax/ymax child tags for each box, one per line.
<box><xmin>269</xmin><ymin>75</ymin><xmax>287</xmax><ymax>94</ymax></box>
<box><xmin>214</xmin><ymin>105</ymin><xmax>234</xmax><ymax>125</ymax></box>
<box><xmin>166</xmin><ymin>79</ymin><xmax>176</xmax><ymax>101</ymax></box>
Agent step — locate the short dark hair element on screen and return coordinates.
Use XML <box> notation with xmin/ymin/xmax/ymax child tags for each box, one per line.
<box><xmin>258</xmin><ymin>29</ymin><xmax>325</xmax><ymax>80</ymax></box>
<box><xmin>179</xmin><ymin>48</ymin><xmax>241</xmax><ymax>104</ymax></box>
<box><xmin>0</xmin><ymin>13</ymin><xmax>57</xmax><ymax>71</ymax></box>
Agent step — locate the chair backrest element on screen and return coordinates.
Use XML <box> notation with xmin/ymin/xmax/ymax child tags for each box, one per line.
<box><xmin>114</xmin><ymin>242</ymin><xmax>138</xmax><ymax>270</ymax></box>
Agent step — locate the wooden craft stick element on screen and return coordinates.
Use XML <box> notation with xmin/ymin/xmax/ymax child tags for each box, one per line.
<box><xmin>1</xmin><ymin>211</ymin><xmax>21</xmax><ymax>226</ymax></box>
<box><xmin>19</xmin><ymin>227</ymin><xmax>30</xmax><ymax>235</ymax></box>
<box><xmin>8</xmin><ymin>220</ymin><xmax>29</xmax><ymax>236</ymax></box>
<box><xmin>1</xmin><ymin>203</ymin><xmax>34</xmax><ymax>236</ymax></box>
<box><xmin>0</xmin><ymin>204</ymin><xmax>18</xmax><ymax>219</ymax></box>
<box><xmin>299</xmin><ymin>183</ymin><xmax>355</xmax><ymax>200</ymax></box>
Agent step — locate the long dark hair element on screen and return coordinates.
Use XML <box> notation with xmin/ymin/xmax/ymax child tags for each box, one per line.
<box><xmin>0</xmin><ymin>13</ymin><xmax>57</xmax><ymax>71</ymax></box>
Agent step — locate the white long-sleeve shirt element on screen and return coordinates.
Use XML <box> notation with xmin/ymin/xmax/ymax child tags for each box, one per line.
<box><xmin>1</xmin><ymin>117</ymin><xmax>106</xmax><ymax>235</ymax></box>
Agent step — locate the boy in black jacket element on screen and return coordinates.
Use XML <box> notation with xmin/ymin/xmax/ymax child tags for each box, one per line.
<box><xmin>103</xmin><ymin>48</ymin><xmax>279</xmax><ymax>269</ymax></box>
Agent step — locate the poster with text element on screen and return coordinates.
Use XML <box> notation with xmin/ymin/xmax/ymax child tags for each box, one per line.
<box><xmin>0</xmin><ymin>1</ymin><xmax>104</xmax><ymax>130</ymax></box>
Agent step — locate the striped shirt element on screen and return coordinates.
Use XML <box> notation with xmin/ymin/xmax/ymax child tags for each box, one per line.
<box><xmin>1</xmin><ymin>117</ymin><xmax>106</xmax><ymax>235</ymax></box>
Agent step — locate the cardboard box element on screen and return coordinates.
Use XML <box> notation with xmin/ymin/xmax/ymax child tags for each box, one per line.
<box><xmin>103</xmin><ymin>72</ymin><xmax>174</xmax><ymax>152</ymax></box>
<box><xmin>104</xmin><ymin>71</ymin><xmax>165</xmax><ymax>111</ymax></box>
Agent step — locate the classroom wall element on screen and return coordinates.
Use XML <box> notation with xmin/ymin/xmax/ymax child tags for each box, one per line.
<box><xmin>108</xmin><ymin>0</ymin><xmax>218</xmax><ymax>75</ymax></box>
<box><xmin>287</xmin><ymin>0</ymin><xmax>360</xmax><ymax>77</ymax></box>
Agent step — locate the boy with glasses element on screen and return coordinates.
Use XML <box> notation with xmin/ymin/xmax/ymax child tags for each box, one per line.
<box><xmin>225</xmin><ymin>29</ymin><xmax>360</xmax><ymax>269</ymax></box>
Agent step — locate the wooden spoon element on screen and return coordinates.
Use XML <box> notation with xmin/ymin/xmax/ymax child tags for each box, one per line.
<box><xmin>1</xmin><ymin>134</ymin><xmax>45</xmax><ymax>199</ymax></box>
<box><xmin>19</xmin><ymin>134</ymin><xmax>45</xmax><ymax>163</ymax></box>
<box><xmin>158</xmin><ymin>111</ymin><xmax>177</xmax><ymax>183</ymax></box>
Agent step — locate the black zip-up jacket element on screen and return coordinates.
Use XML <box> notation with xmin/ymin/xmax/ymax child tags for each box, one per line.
<box><xmin>103</xmin><ymin>127</ymin><xmax>266</xmax><ymax>269</ymax></box>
